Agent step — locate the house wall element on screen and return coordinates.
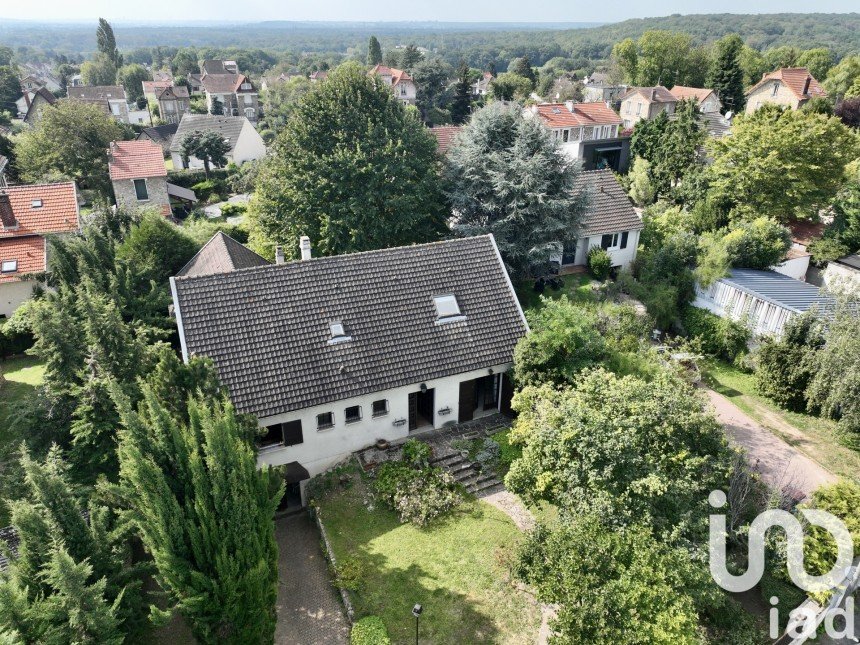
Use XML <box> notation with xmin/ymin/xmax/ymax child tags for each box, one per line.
<box><xmin>0</xmin><ymin>280</ymin><xmax>39</xmax><ymax>318</ymax></box>
<box><xmin>127</xmin><ymin>107</ymin><xmax>149</xmax><ymax>125</ymax></box>
<box><xmin>256</xmin><ymin>362</ymin><xmax>511</xmax><ymax>476</ymax></box>
<box><xmin>693</xmin><ymin>281</ymin><xmax>794</xmax><ymax>337</ymax></box>
<box><xmin>699</xmin><ymin>94</ymin><xmax>723</xmax><ymax>114</ymax></box>
<box><xmin>773</xmin><ymin>255</ymin><xmax>810</xmax><ymax>282</ymax></box>
<box><xmin>393</xmin><ymin>80</ymin><xmax>417</xmax><ymax>104</ymax></box>
<box><xmin>551</xmin><ymin>229</ymin><xmax>640</xmax><ymax>270</ymax></box>
<box><xmin>231</xmin><ymin>122</ymin><xmax>267</xmax><ymax>164</ymax></box>
<box><xmin>108</xmin><ymin>100</ymin><xmax>130</xmax><ymax>123</ymax></box>
<box><xmin>113</xmin><ymin>175</ymin><xmax>170</xmax><ymax>213</ymax></box>
<box><xmin>745</xmin><ymin>80</ymin><xmax>802</xmax><ymax>113</ymax></box>
<box><xmin>822</xmin><ymin>262</ymin><xmax>860</xmax><ymax>296</ymax></box>
<box><xmin>158</xmin><ymin>98</ymin><xmax>190</xmax><ymax>125</ymax></box>
<box><xmin>620</xmin><ymin>97</ymin><xmax>675</xmax><ymax>128</ymax></box>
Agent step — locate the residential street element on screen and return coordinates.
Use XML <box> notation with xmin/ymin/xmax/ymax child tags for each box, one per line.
<box><xmin>703</xmin><ymin>388</ymin><xmax>837</xmax><ymax>497</ymax></box>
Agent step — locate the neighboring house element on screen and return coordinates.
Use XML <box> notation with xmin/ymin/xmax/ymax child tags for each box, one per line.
<box><xmin>429</xmin><ymin>125</ymin><xmax>463</xmax><ymax>156</ymax></box>
<box><xmin>176</xmin><ymin>231</ymin><xmax>270</xmax><ymax>277</ymax></box>
<box><xmin>201</xmin><ymin>74</ymin><xmax>260</xmax><ymax>122</ymax></box>
<box><xmin>152</xmin><ymin>70</ymin><xmax>174</xmax><ymax>83</ymax></box>
<box><xmin>187</xmin><ymin>73</ymin><xmax>204</xmax><ymax>94</ymax></box>
<box><xmin>773</xmin><ymin>221</ymin><xmax>824</xmax><ymax>282</ymax></box>
<box><xmin>169</xmin><ymin>234</ymin><xmax>528</xmax><ymax>480</ymax></box>
<box><xmin>142</xmin><ymin>80</ymin><xmax>173</xmax><ymax>104</ymax></box>
<box><xmin>169</xmin><ymin>114</ymin><xmax>266</xmax><ymax>170</ymax></box>
<box><xmin>693</xmin><ymin>268</ymin><xmax>835</xmax><ymax>337</ymax></box>
<box><xmin>203</xmin><ymin>59</ymin><xmax>239</xmax><ymax>75</ymax></box>
<box><xmin>745</xmin><ymin>67</ymin><xmax>826</xmax><ymax>113</ymax></box>
<box><xmin>67</xmin><ymin>86</ymin><xmax>130</xmax><ymax>123</ymax></box>
<box><xmin>619</xmin><ymin>86</ymin><xmax>677</xmax><ymax>129</ymax></box>
<box><xmin>260</xmin><ymin>72</ymin><xmax>304</xmax><ymax>90</ymax></box>
<box><xmin>137</xmin><ymin>123</ymin><xmax>179</xmax><ymax>156</ymax></box>
<box><xmin>0</xmin><ymin>156</ymin><xmax>8</xmax><ymax>188</ymax></box>
<box><xmin>368</xmin><ymin>65</ymin><xmax>417</xmax><ymax>105</ymax></box>
<box><xmin>108</xmin><ymin>140</ymin><xmax>171</xmax><ymax>217</ymax></box>
<box><xmin>472</xmin><ymin>72</ymin><xmax>493</xmax><ymax>96</ymax></box>
<box><xmin>549</xmin><ymin>169</ymin><xmax>643</xmax><ymax>271</ymax></box>
<box><xmin>582</xmin><ymin>73</ymin><xmax>627</xmax><ymax>104</ymax></box>
<box><xmin>22</xmin><ymin>87</ymin><xmax>57</xmax><ymax>127</ymax></box>
<box><xmin>526</xmin><ymin>101</ymin><xmax>630</xmax><ymax>172</ymax></box>
<box><xmin>156</xmin><ymin>86</ymin><xmax>191</xmax><ymax>125</ymax></box>
<box><xmin>0</xmin><ymin>182</ymin><xmax>80</xmax><ymax>317</ymax></box>
<box><xmin>19</xmin><ymin>73</ymin><xmax>60</xmax><ymax>94</ymax></box>
<box><xmin>697</xmin><ymin>111</ymin><xmax>733</xmax><ymax>138</ymax></box>
<box><xmin>309</xmin><ymin>71</ymin><xmax>328</xmax><ymax>82</ymax></box>
<box><xmin>822</xmin><ymin>254</ymin><xmax>860</xmax><ymax>295</ymax></box>
<box><xmin>668</xmin><ymin>86</ymin><xmax>723</xmax><ymax>114</ymax></box>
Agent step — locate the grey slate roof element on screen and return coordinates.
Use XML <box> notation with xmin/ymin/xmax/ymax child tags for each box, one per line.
<box><xmin>835</xmin><ymin>254</ymin><xmax>860</xmax><ymax>271</ymax></box>
<box><xmin>575</xmin><ymin>169</ymin><xmax>643</xmax><ymax>236</ymax></box>
<box><xmin>170</xmin><ymin>114</ymin><xmax>246</xmax><ymax>155</ymax></box>
<box><xmin>721</xmin><ymin>269</ymin><xmax>834</xmax><ymax>313</ymax></box>
<box><xmin>67</xmin><ymin>85</ymin><xmax>126</xmax><ymax>101</ymax></box>
<box><xmin>138</xmin><ymin>123</ymin><xmax>178</xmax><ymax>143</ymax></box>
<box><xmin>171</xmin><ymin>235</ymin><xmax>528</xmax><ymax>420</ymax></box>
<box><xmin>177</xmin><ymin>231</ymin><xmax>270</xmax><ymax>277</ymax></box>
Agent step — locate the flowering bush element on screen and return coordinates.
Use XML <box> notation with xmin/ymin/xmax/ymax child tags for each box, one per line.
<box><xmin>393</xmin><ymin>470</ymin><xmax>463</xmax><ymax>526</ymax></box>
<box><xmin>402</xmin><ymin>438</ymin><xmax>431</xmax><ymax>467</ymax></box>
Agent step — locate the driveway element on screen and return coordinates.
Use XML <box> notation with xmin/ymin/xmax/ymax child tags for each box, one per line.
<box><xmin>703</xmin><ymin>388</ymin><xmax>836</xmax><ymax>497</ymax></box>
<box><xmin>275</xmin><ymin>514</ymin><xmax>349</xmax><ymax>644</ymax></box>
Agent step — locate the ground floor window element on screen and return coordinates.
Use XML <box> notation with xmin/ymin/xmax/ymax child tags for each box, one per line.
<box><xmin>133</xmin><ymin>178</ymin><xmax>148</xmax><ymax>201</ymax></box>
<box><xmin>345</xmin><ymin>405</ymin><xmax>362</xmax><ymax>424</ymax></box>
<box><xmin>372</xmin><ymin>399</ymin><xmax>388</xmax><ymax>417</ymax></box>
<box><xmin>316</xmin><ymin>412</ymin><xmax>334</xmax><ymax>430</ymax></box>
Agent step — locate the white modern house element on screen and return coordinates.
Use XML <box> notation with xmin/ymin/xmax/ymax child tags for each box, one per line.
<box><xmin>368</xmin><ymin>65</ymin><xmax>417</xmax><ymax>105</ymax></box>
<box><xmin>170</xmin><ymin>235</ymin><xmax>528</xmax><ymax>485</ymax></box>
<box><xmin>693</xmin><ymin>269</ymin><xmax>835</xmax><ymax>337</ymax></box>
<box><xmin>169</xmin><ymin>114</ymin><xmax>266</xmax><ymax>170</ymax></box>
<box><xmin>822</xmin><ymin>254</ymin><xmax>860</xmax><ymax>295</ymax></box>
<box><xmin>550</xmin><ymin>169</ymin><xmax>642</xmax><ymax>271</ymax></box>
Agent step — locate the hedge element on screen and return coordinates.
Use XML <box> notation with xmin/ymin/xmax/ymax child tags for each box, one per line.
<box><xmin>681</xmin><ymin>305</ymin><xmax>749</xmax><ymax>361</ymax></box>
<box><xmin>167</xmin><ymin>167</ymin><xmax>230</xmax><ymax>189</ymax></box>
<box><xmin>350</xmin><ymin>616</ymin><xmax>390</xmax><ymax>645</ymax></box>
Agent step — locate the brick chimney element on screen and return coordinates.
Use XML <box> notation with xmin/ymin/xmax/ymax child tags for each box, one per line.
<box><xmin>0</xmin><ymin>193</ymin><xmax>18</xmax><ymax>230</ymax></box>
<box><xmin>651</xmin><ymin>88</ymin><xmax>657</xmax><ymax>101</ymax></box>
<box><xmin>802</xmin><ymin>76</ymin><xmax>811</xmax><ymax>96</ymax></box>
<box><xmin>299</xmin><ymin>236</ymin><xmax>312</xmax><ymax>261</ymax></box>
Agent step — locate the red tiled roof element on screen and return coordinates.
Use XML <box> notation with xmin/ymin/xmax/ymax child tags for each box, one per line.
<box><xmin>534</xmin><ymin>102</ymin><xmax>622</xmax><ymax>128</ymax></box>
<box><xmin>749</xmin><ymin>68</ymin><xmax>826</xmax><ymax>100</ymax></box>
<box><xmin>0</xmin><ymin>183</ymin><xmax>79</xmax><ymax>238</ymax></box>
<box><xmin>143</xmin><ymin>81</ymin><xmax>172</xmax><ymax>96</ymax></box>
<box><xmin>108</xmin><ymin>140</ymin><xmax>167</xmax><ymax>181</ymax></box>
<box><xmin>369</xmin><ymin>65</ymin><xmax>413</xmax><ymax>85</ymax></box>
<box><xmin>0</xmin><ymin>235</ymin><xmax>46</xmax><ymax>282</ymax></box>
<box><xmin>789</xmin><ymin>220</ymin><xmax>825</xmax><ymax>247</ymax></box>
<box><xmin>430</xmin><ymin>126</ymin><xmax>463</xmax><ymax>155</ymax></box>
<box><xmin>619</xmin><ymin>86</ymin><xmax>676</xmax><ymax>104</ymax></box>
<box><xmin>669</xmin><ymin>86</ymin><xmax>715</xmax><ymax>103</ymax></box>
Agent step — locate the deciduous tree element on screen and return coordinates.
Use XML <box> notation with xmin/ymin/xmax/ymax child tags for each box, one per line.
<box><xmin>180</xmin><ymin>129</ymin><xmax>230</xmax><ymax>179</ymax></box>
<box><xmin>117</xmin><ymin>63</ymin><xmax>151</xmax><ymax>104</ymax></box>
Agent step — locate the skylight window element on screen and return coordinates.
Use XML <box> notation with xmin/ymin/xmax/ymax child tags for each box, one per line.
<box><xmin>434</xmin><ymin>294</ymin><xmax>466</xmax><ymax>324</ymax></box>
<box><xmin>1</xmin><ymin>260</ymin><xmax>18</xmax><ymax>273</ymax></box>
<box><xmin>31</xmin><ymin>199</ymin><xmax>42</xmax><ymax>208</ymax></box>
<box><xmin>328</xmin><ymin>321</ymin><xmax>352</xmax><ymax>345</ymax></box>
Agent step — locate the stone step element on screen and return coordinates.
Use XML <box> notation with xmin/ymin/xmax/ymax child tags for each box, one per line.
<box><xmin>449</xmin><ymin>462</ymin><xmax>480</xmax><ymax>480</ymax></box>
<box><xmin>429</xmin><ymin>452</ymin><xmax>466</xmax><ymax>466</ymax></box>
<box><xmin>461</xmin><ymin>472</ymin><xmax>499</xmax><ymax>491</ymax></box>
<box><xmin>471</xmin><ymin>479</ymin><xmax>505</xmax><ymax>496</ymax></box>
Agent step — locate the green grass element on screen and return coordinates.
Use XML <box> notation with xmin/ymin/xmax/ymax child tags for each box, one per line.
<box><xmin>702</xmin><ymin>358</ymin><xmax>860</xmax><ymax>483</ymax></box>
<box><xmin>0</xmin><ymin>355</ymin><xmax>45</xmax><ymax>442</ymax></box>
<box><xmin>515</xmin><ymin>273</ymin><xmax>596</xmax><ymax>313</ymax></box>
<box><xmin>318</xmin><ymin>474</ymin><xmax>541</xmax><ymax>644</ymax></box>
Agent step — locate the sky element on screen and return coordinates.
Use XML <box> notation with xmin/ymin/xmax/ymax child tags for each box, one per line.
<box><xmin>2</xmin><ymin>0</ymin><xmax>858</xmax><ymax>23</ymax></box>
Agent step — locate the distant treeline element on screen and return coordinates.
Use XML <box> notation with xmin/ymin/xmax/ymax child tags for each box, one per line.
<box><xmin>2</xmin><ymin>13</ymin><xmax>859</xmax><ymax>69</ymax></box>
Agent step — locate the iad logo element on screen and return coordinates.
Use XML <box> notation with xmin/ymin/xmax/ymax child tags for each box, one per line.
<box><xmin>708</xmin><ymin>490</ymin><xmax>857</xmax><ymax>641</ymax></box>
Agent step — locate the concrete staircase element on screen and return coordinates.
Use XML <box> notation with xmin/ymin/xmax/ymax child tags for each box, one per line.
<box><xmin>430</xmin><ymin>451</ymin><xmax>503</xmax><ymax>497</ymax></box>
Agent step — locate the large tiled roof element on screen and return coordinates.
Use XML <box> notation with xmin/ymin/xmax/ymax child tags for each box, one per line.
<box><xmin>201</xmin><ymin>74</ymin><xmax>246</xmax><ymax>94</ymax></box>
<box><xmin>534</xmin><ymin>102</ymin><xmax>622</xmax><ymax>128</ymax></box>
<box><xmin>721</xmin><ymin>269</ymin><xmax>832</xmax><ymax>313</ymax></box>
<box><xmin>108</xmin><ymin>140</ymin><xmax>167</xmax><ymax>181</ymax></box>
<box><xmin>620</xmin><ymin>86</ymin><xmax>677</xmax><ymax>104</ymax></box>
<box><xmin>669</xmin><ymin>86</ymin><xmax>716</xmax><ymax>103</ymax></box>
<box><xmin>170</xmin><ymin>114</ymin><xmax>246</xmax><ymax>154</ymax></box>
<box><xmin>138</xmin><ymin>123</ymin><xmax>178</xmax><ymax>143</ymax></box>
<box><xmin>177</xmin><ymin>231</ymin><xmax>270</xmax><ymax>277</ymax></box>
<box><xmin>142</xmin><ymin>80</ymin><xmax>172</xmax><ymax>96</ymax></box>
<box><xmin>171</xmin><ymin>235</ymin><xmax>528</xmax><ymax>419</ymax></box>
<box><xmin>0</xmin><ymin>183</ymin><xmax>79</xmax><ymax>237</ymax></box>
<box><xmin>575</xmin><ymin>170</ymin><xmax>642</xmax><ymax>236</ymax></box>
<box><xmin>0</xmin><ymin>236</ymin><xmax>46</xmax><ymax>283</ymax></box>
<box><xmin>748</xmin><ymin>67</ymin><xmax>826</xmax><ymax>100</ymax></box>
<box><xmin>67</xmin><ymin>85</ymin><xmax>126</xmax><ymax>102</ymax></box>
<box><xmin>157</xmin><ymin>85</ymin><xmax>190</xmax><ymax>100</ymax></box>
<box><xmin>430</xmin><ymin>126</ymin><xmax>463</xmax><ymax>155</ymax></box>
<box><xmin>369</xmin><ymin>65</ymin><xmax>413</xmax><ymax>85</ymax></box>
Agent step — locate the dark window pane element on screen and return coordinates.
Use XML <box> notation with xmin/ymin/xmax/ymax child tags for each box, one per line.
<box><xmin>620</xmin><ymin>231</ymin><xmax>629</xmax><ymax>249</ymax></box>
<box><xmin>259</xmin><ymin>423</ymin><xmax>283</xmax><ymax>447</ymax></box>
<box><xmin>133</xmin><ymin>179</ymin><xmax>148</xmax><ymax>200</ymax></box>
<box><xmin>601</xmin><ymin>234</ymin><xmax>612</xmax><ymax>249</ymax></box>
<box><xmin>345</xmin><ymin>406</ymin><xmax>361</xmax><ymax>423</ymax></box>
<box><xmin>282</xmin><ymin>420</ymin><xmax>303</xmax><ymax>446</ymax></box>
<box><xmin>316</xmin><ymin>412</ymin><xmax>333</xmax><ymax>430</ymax></box>
<box><xmin>372</xmin><ymin>400</ymin><xmax>388</xmax><ymax>417</ymax></box>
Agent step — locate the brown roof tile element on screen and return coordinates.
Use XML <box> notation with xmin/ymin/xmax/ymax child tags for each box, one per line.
<box><xmin>108</xmin><ymin>140</ymin><xmax>167</xmax><ymax>181</ymax></box>
<box><xmin>0</xmin><ymin>183</ymin><xmax>79</xmax><ymax>237</ymax></box>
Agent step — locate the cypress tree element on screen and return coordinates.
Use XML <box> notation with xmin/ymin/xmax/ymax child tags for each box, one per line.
<box><xmin>450</xmin><ymin>60</ymin><xmax>472</xmax><ymax>124</ymax></box>
<box><xmin>96</xmin><ymin>18</ymin><xmax>123</xmax><ymax>69</ymax></box>
<box><xmin>367</xmin><ymin>35</ymin><xmax>383</xmax><ymax>66</ymax></box>
<box><xmin>707</xmin><ymin>34</ymin><xmax>746</xmax><ymax>114</ymax></box>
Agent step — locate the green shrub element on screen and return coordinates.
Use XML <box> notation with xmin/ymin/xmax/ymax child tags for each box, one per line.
<box><xmin>191</xmin><ymin>179</ymin><xmax>227</xmax><ymax>202</ymax></box>
<box><xmin>587</xmin><ymin>247</ymin><xmax>611</xmax><ymax>280</ymax></box>
<box><xmin>402</xmin><ymin>438</ymin><xmax>431</xmax><ymax>467</ymax></box>
<box><xmin>490</xmin><ymin>429</ymin><xmax>522</xmax><ymax>470</ymax></box>
<box><xmin>350</xmin><ymin>616</ymin><xmax>390</xmax><ymax>645</ymax></box>
<box><xmin>219</xmin><ymin>202</ymin><xmax>247</xmax><ymax>218</ymax></box>
<box><xmin>681</xmin><ymin>306</ymin><xmax>749</xmax><ymax>361</ymax></box>
<box><xmin>372</xmin><ymin>462</ymin><xmax>462</xmax><ymax>526</ymax></box>
<box><xmin>331</xmin><ymin>555</ymin><xmax>366</xmax><ymax>592</ymax></box>
<box><xmin>372</xmin><ymin>462</ymin><xmax>418</xmax><ymax>507</ymax></box>
<box><xmin>167</xmin><ymin>167</ymin><xmax>230</xmax><ymax>189</ymax></box>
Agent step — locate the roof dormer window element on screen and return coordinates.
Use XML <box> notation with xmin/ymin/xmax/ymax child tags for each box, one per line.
<box><xmin>328</xmin><ymin>321</ymin><xmax>352</xmax><ymax>345</ymax></box>
<box><xmin>31</xmin><ymin>199</ymin><xmax>42</xmax><ymax>208</ymax></box>
<box><xmin>434</xmin><ymin>294</ymin><xmax>466</xmax><ymax>324</ymax></box>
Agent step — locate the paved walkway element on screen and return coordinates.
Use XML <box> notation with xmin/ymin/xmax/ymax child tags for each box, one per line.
<box><xmin>275</xmin><ymin>514</ymin><xmax>349</xmax><ymax>645</ymax></box>
<box><xmin>703</xmin><ymin>388</ymin><xmax>836</xmax><ymax>497</ymax></box>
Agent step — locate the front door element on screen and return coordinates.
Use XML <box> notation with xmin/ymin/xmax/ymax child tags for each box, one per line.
<box><xmin>561</xmin><ymin>240</ymin><xmax>578</xmax><ymax>265</ymax></box>
<box><xmin>458</xmin><ymin>380</ymin><xmax>476</xmax><ymax>423</ymax></box>
<box><xmin>409</xmin><ymin>389</ymin><xmax>435</xmax><ymax>431</ymax></box>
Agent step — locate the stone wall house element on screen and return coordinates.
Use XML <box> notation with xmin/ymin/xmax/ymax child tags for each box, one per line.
<box><xmin>157</xmin><ymin>86</ymin><xmax>191</xmax><ymax>125</ymax></box>
<box><xmin>745</xmin><ymin>67</ymin><xmax>826</xmax><ymax>113</ymax></box>
<box><xmin>22</xmin><ymin>87</ymin><xmax>57</xmax><ymax>127</ymax></box>
<box><xmin>170</xmin><ymin>234</ymin><xmax>528</xmax><ymax>479</ymax></box>
<box><xmin>108</xmin><ymin>140</ymin><xmax>171</xmax><ymax>217</ymax></box>
<box><xmin>618</xmin><ymin>86</ymin><xmax>677</xmax><ymax>129</ymax></box>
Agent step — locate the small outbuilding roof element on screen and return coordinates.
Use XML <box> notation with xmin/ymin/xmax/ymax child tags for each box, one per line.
<box><xmin>429</xmin><ymin>126</ymin><xmax>463</xmax><ymax>155</ymax></box>
<box><xmin>176</xmin><ymin>231</ymin><xmax>269</xmax><ymax>277</ymax></box>
<box><xmin>720</xmin><ymin>269</ymin><xmax>833</xmax><ymax>314</ymax></box>
<box><xmin>108</xmin><ymin>140</ymin><xmax>167</xmax><ymax>181</ymax></box>
<box><xmin>834</xmin><ymin>254</ymin><xmax>860</xmax><ymax>271</ymax></box>
<box><xmin>170</xmin><ymin>114</ymin><xmax>247</xmax><ymax>155</ymax></box>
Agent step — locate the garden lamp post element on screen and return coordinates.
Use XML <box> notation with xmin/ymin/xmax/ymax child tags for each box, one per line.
<box><xmin>412</xmin><ymin>603</ymin><xmax>422</xmax><ymax>644</ymax></box>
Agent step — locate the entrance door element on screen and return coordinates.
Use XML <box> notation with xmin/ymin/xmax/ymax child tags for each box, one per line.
<box><xmin>458</xmin><ymin>380</ymin><xmax>476</xmax><ymax>423</ymax></box>
<box><xmin>409</xmin><ymin>389</ymin><xmax>435</xmax><ymax>431</ymax></box>
<box><xmin>561</xmin><ymin>240</ymin><xmax>578</xmax><ymax>266</ymax></box>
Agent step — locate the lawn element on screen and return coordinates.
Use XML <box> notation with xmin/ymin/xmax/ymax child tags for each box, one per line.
<box><xmin>515</xmin><ymin>273</ymin><xmax>596</xmax><ymax>313</ymax></box>
<box><xmin>317</xmin><ymin>473</ymin><xmax>542</xmax><ymax>644</ymax></box>
<box><xmin>0</xmin><ymin>355</ymin><xmax>44</xmax><ymax>444</ymax></box>
<box><xmin>702</xmin><ymin>358</ymin><xmax>860</xmax><ymax>483</ymax></box>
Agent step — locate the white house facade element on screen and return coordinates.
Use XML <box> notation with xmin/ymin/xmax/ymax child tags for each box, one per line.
<box><xmin>822</xmin><ymin>254</ymin><xmax>860</xmax><ymax>296</ymax></box>
<box><xmin>169</xmin><ymin>114</ymin><xmax>266</xmax><ymax>170</ymax></box>
<box><xmin>170</xmin><ymin>234</ymin><xmax>528</xmax><ymax>483</ymax></box>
